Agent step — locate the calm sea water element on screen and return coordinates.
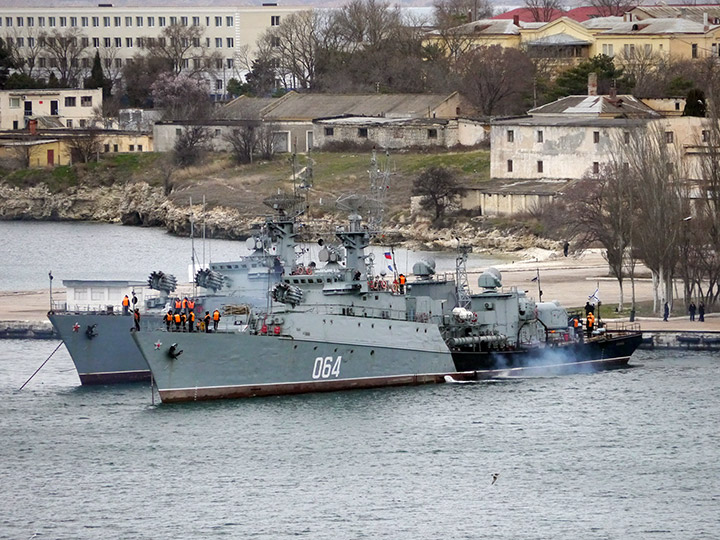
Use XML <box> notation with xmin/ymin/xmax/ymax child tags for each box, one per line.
<box><xmin>0</xmin><ymin>221</ymin><xmax>498</xmax><ymax>291</ymax></box>
<box><xmin>1</xmin><ymin>343</ymin><xmax>718</xmax><ymax>539</ymax></box>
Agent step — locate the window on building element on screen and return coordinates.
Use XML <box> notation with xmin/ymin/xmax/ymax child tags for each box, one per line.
<box><xmin>13</xmin><ymin>120</ymin><xmax>18</xmax><ymax>129</ymax></box>
<box><xmin>104</xmin><ymin>58</ymin><xmax>111</xmax><ymax>68</ymax></box>
<box><xmin>537</xmin><ymin>161</ymin><xmax>543</xmax><ymax>173</ymax></box>
<box><xmin>103</xmin><ymin>16</ymin><xmax>110</xmax><ymax>27</ymax></box>
<box><xmin>137</xmin><ymin>16</ymin><xmax>143</xmax><ymax>26</ymax></box>
<box><xmin>28</xmin><ymin>16</ymin><xmax>35</xmax><ymax>26</ymax></box>
<box><xmin>215</xmin><ymin>37</ymin><xmax>222</xmax><ymax>47</ymax></box>
<box><xmin>17</xmin><ymin>17</ymin><xmax>23</xmax><ymax>27</ymax></box>
<box><xmin>325</xmin><ymin>127</ymin><xmax>334</xmax><ymax>136</ymax></box>
<box><xmin>137</xmin><ymin>37</ymin><xmax>144</xmax><ymax>47</ymax></box>
<box><xmin>592</xmin><ymin>162</ymin><xmax>599</xmax><ymax>174</ymax></box>
<box><xmin>16</xmin><ymin>37</ymin><xmax>24</xmax><ymax>46</ymax></box>
<box><xmin>148</xmin><ymin>16</ymin><xmax>154</xmax><ymax>27</ymax></box>
<box><xmin>65</xmin><ymin>96</ymin><xmax>76</xmax><ymax>106</ymax></box>
<box><xmin>113</xmin><ymin>144</ymin><xmax>118</xmax><ymax>152</ymax></box>
<box><xmin>192</xmin><ymin>16</ymin><xmax>200</xmax><ymax>26</ymax></box>
<box><xmin>93</xmin><ymin>38</ymin><xmax>100</xmax><ymax>47</ymax></box>
<box><xmin>39</xmin><ymin>57</ymin><xmax>46</xmax><ymax>68</ymax></box>
<box><xmin>40</xmin><ymin>16</ymin><xmax>46</xmax><ymax>26</ymax></box>
<box><xmin>226</xmin><ymin>37</ymin><xmax>234</xmax><ymax>48</ymax></box>
<box><xmin>624</xmin><ymin>131</ymin><xmax>630</xmax><ymax>144</ymax></box>
<box><xmin>115</xmin><ymin>37</ymin><xmax>121</xmax><ymax>47</ymax></box>
<box><xmin>81</xmin><ymin>37</ymin><xmax>89</xmax><ymax>47</ymax></box>
<box><xmin>79</xmin><ymin>119</ymin><xmax>86</xmax><ymax>127</ymax></box>
<box><xmin>692</xmin><ymin>43</ymin><xmax>698</xmax><ymax>58</ymax></box>
<box><xmin>29</xmin><ymin>37</ymin><xmax>35</xmax><ymax>47</ymax></box>
<box><xmin>81</xmin><ymin>96</ymin><xmax>93</xmax><ymax>107</ymax></box>
<box><xmin>537</xmin><ymin>130</ymin><xmax>543</xmax><ymax>143</ymax></box>
<box><xmin>59</xmin><ymin>16</ymin><xmax>67</xmax><ymax>26</ymax></box>
<box><xmin>126</xmin><ymin>37</ymin><xmax>133</xmax><ymax>47</ymax></box>
<box><xmin>125</xmin><ymin>16</ymin><xmax>132</xmax><ymax>26</ymax></box>
<box><xmin>216</xmin><ymin>79</ymin><xmax>223</xmax><ymax>89</ymax></box>
<box><xmin>226</xmin><ymin>16</ymin><xmax>233</xmax><ymax>26</ymax></box>
<box><xmin>176</xmin><ymin>128</ymin><xmax>182</xmax><ymax>136</ymax></box>
<box><xmin>271</xmin><ymin>15</ymin><xmax>280</xmax><ymax>26</ymax></box>
<box><xmin>428</xmin><ymin>128</ymin><xmax>438</xmax><ymax>139</ymax></box>
<box><xmin>92</xmin><ymin>17</ymin><xmax>99</xmax><ymax>27</ymax></box>
<box><xmin>81</xmin><ymin>16</ymin><xmax>87</xmax><ymax>27</ymax></box>
<box><xmin>665</xmin><ymin>131</ymin><xmax>674</xmax><ymax>143</ymax></box>
<box><xmin>115</xmin><ymin>58</ymin><xmax>122</xmax><ymax>67</ymax></box>
<box><xmin>226</xmin><ymin>58</ymin><xmax>233</xmax><ymax>69</ymax></box>
<box><xmin>181</xmin><ymin>16</ymin><xmax>188</xmax><ymax>26</ymax></box>
<box><xmin>507</xmin><ymin>159</ymin><xmax>513</xmax><ymax>172</ymax></box>
<box><xmin>702</xmin><ymin>129</ymin><xmax>710</xmax><ymax>142</ymax></box>
<box><xmin>714</xmin><ymin>44</ymin><xmax>718</xmax><ymax>56</ymax></box>
<box><xmin>507</xmin><ymin>129</ymin><xmax>514</xmax><ymax>142</ymax></box>
<box><xmin>193</xmin><ymin>58</ymin><xmax>201</xmax><ymax>69</ymax></box>
<box><xmin>159</xmin><ymin>16</ymin><xmax>166</xmax><ymax>26</ymax></box>
<box><xmin>9</xmin><ymin>97</ymin><xmax>20</xmax><ymax>108</ymax></box>
<box><xmin>114</xmin><ymin>16</ymin><xmax>121</xmax><ymax>26</ymax></box>
<box><xmin>104</xmin><ymin>37</ymin><xmax>111</xmax><ymax>47</ymax></box>
<box><xmin>271</xmin><ymin>36</ymin><xmax>281</xmax><ymax>47</ymax></box>
<box><xmin>644</xmin><ymin>44</ymin><xmax>652</xmax><ymax>54</ymax></box>
<box><xmin>91</xmin><ymin>289</ymin><xmax>104</xmax><ymax>301</ymax></box>
<box><xmin>82</xmin><ymin>57</ymin><xmax>90</xmax><ymax>68</ymax></box>
<box><xmin>4</xmin><ymin>17</ymin><xmax>11</xmax><ymax>27</ymax></box>
<box><xmin>104</xmin><ymin>144</ymin><xmax>110</xmax><ymax>153</ymax></box>
<box><xmin>215</xmin><ymin>58</ymin><xmax>222</xmax><ymax>69</ymax></box>
<box><xmin>138</xmin><ymin>144</ymin><xmax>143</xmax><ymax>151</ymax></box>
<box><xmin>358</xmin><ymin>128</ymin><xmax>368</xmax><ymax>138</ymax></box>
<box><xmin>49</xmin><ymin>16</ymin><xmax>56</xmax><ymax>26</ymax></box>
<box><xmin>129</xmin><ymin>144</ymin><xmax>135</xmax><ymax>151</ymax></box>
<box><xmin>215</xmin><ymin>16</ymin><xmax>222</xmax><ymax>26</ymax></box>
<box><xmin>182</xmin><ymin>58</ymin><xmax>189</xmax><ymax>68</ymax></box>
<box><xmin>593</xmin><ymin>131</ymin><xmax>600</xmax><ymax>143</ymax></box>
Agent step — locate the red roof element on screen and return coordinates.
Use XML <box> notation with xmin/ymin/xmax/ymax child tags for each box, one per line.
<box><xmin>491</xmin><ymin>5</ymin><xmax>619</xmax><ymax>23</ymax></box>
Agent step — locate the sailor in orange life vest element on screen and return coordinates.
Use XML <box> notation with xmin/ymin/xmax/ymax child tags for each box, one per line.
<box><xmin>122</xmin><ymin>295</ymin><xmax>130</xmax><ymax>315</ymax></box>
<box><xmin>174</xmin><ymin>297</ymin><xmax>182</xmax><ymax>314</ymax></box>
<box><xmin>586</xmin><ymin>312</ymin><xmax>595</xmax><ymax>338</ymax></box>
<box><xmin>165</xmin><ymin>310</ymin><xmax>173</xmax><ymax>331</ymax></box>
<box><xmin>212</xmin><ymin>309</ymin><xmax>221</xmax><ymax>331</ymax></box>
<box><xmin>182</xmin><ymin>297</ymin><xmax>189</xmax><ymax>314</ymax></box>
<box><xmin>173</xmin><ymin>312</ymin><xmax>181</xmax><ymax>332</ymax></box>
<box><xmin>204</xmin><ymin>311</ymin><xmax>211</xmax><ymax>333</ymax></box>
<box><xmin>188</xmin><ymin>310</ymin><xmax>196</xmax><ymax>332</ymax></box>
<box><xmin>398</xmin><ymin>273</ymin><xmax>406</xmax><ymax>294</ymax></box>
<box><xmin>133</xmin><ymin>308</ymin><xmax>141</xmax><ymax>331</ymax></box>
<box><xmin>180</xmin><ymin>312</ymin><xmax>187</xmax><ymax>332</ymax></box>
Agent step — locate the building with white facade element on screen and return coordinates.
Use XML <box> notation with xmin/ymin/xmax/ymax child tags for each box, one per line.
<box><xmin>0</xmin><ymin>87</ymin><xmax>102</xmax><ymax>129</ymax></box>
<box><xmin>0</xmin><ymin>2</ymin><xmax>306</xmax><ymax>95</ymax></box>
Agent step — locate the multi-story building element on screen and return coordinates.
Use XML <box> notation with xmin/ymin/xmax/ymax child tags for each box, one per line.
<box><xmin>0</xmin><ymin>88</ymin><xmax>102</xmax><ymax>129</ymax></box>
<box><xmin>0</xmin><ymin>2</ymin><xmax>305</xmax><ymax>95</ymax></box>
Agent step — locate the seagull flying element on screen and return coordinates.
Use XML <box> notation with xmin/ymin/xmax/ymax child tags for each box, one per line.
<box><xmin>491</xmin><ymin>473</ymin><xmax>499</xmax><ymax>485</ymax></box>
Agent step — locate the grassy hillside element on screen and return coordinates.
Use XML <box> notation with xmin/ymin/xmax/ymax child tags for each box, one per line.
<box><xmin>1</xmin><ymin>149</ymin><xmax>491</xmax><ymax>220</ymax></box>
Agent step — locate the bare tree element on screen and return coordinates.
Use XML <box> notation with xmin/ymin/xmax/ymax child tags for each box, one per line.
<box><xmin>143</xmin><ymin>23</ymin><xmax>221</xmax><ymax>77</ymax></box>
<box><xmin>39</xmin><ymin>28</ymin><xmax>88</xmax><ymax>86</ymax></box>
<box><xmin>434</xmin><ymin>0</ymin><xmax>494</xmax><ymax>26</ymax></box>
<box><xmin>6</xmin><ymin>27</ymin><xmax>44</xmax><ymax>78</ymax></box>
<box><xmin>524</xmin><ymin>0</ymin><xmax>564</xmax><ymax>22</ymax></box>
<box><xmin>173</xmin><ymin>126</ymin><xmax>211</xmax><ymax>167</ymax></box>
<box><xmin>589</xmin><ymin>0</ymin><xmax>635</xmax><ymax>17</ymax></box>
<box><xmin>459</xmin><ymin>45</ymin><xmax>535</xmax><ymax>116</ymax></box>
<box><xmin>412</xmin><ymin>166</ymin><xmax>466</xmax><ymax>222</ymax></box>
<box><xmin>224</xmin><ymin>123</ymin><xmax>259</xmax><ymax>164</ymax></box>
<box><xmin>67</xmin><ymin>129</ymin><xmax>102</xmax><ymax>163</ymax></box>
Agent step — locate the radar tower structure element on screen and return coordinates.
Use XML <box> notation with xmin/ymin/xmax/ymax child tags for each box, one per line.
<box><xmin>455</xmin><ymin>242</ymin><xmax>472</xmax><ymax>310</ymax></box>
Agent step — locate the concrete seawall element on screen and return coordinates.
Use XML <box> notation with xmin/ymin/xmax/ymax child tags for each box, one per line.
<box><xmin>0</xmin><ymin>321</ymin><xmax>57</xmax><ymax>340</ymax></box>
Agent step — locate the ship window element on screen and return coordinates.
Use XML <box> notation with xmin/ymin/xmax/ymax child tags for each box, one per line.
<box><xmin>292</xmin><ymin>279</ymin><xmax>299</xmax><ymax>284</ymax></box>
<box><xmin>91</xmin><ymin>288</ymin><xmax>104</xmax><ymax>301</ymax></box>
<box><xmin>75</xmin><ymin>289</ymin><xmax>88</xmax><ymax>300</ymax></box>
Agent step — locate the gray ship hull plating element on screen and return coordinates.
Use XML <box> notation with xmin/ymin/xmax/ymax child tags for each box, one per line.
<box><xmin>133</xmin><ymin>314</ymin><xmax>458</xmax><ymax>402</ymax></box>
<box><xmin>48</xmin><ymin>313</ymin><xmax>163</xmax><ymax>384</ymax></box>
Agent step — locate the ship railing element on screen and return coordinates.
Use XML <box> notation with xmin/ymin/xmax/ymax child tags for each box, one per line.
<box><xmin>602</xmin><ymin>321</ymin><xmax>642</xmax><ymax>334</ymax></box>
<box><xmin>51</xmin><ymin>302</ymin><xmax>131</xmax><ymax>315</ymax></box>
<box><xmin>297</xmin><ymin>303</ymin><xmax>443</xmax><ymax>324</ymax></box>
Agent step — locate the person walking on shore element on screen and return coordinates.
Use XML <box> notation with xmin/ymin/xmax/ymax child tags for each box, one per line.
<box><xmin>689</xmin><ymin>302</ymin><xmax>696</xmax><ymax>321</ymax></box>
<box><xmin>699</xmin><ymin>302</ymin><xmax>705</xmax><ymax>322</ymax></box>
<box><xmin>663</xmin><ymin>302</ymin><xmax>669</xmax><ymax>321</ymax></box>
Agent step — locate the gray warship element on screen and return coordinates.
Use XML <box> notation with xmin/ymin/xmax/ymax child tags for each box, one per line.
<box><xmin>132</xmin><ymin>196</ymin><xmax>642</xmax><ymax>403</ymax></box>
<box><xmin>48</xmin><ymin>233</ymin><xmax>283</xmax><ymax>385</ymax></box>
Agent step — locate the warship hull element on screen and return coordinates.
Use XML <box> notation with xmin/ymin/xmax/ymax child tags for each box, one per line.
<box><xmin>132</xmin><ymin>319</ymin><xmax>458</xmax><ymax>402</ymax></box>
<box><xmin>452</xmin><ymin>332</ymin><xmax>643</xmax><ymax>373</ymax></box>
<box><xmin>48</xmin><ymin>312</ymin><xmax>164</xmax><ymax>384</ymax></box>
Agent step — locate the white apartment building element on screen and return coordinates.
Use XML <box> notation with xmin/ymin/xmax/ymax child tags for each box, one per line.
<box><xmin>0</xmin><ymin>2</ymin><xmax>305</xmax><ymax>95</ymax></box>
<box><xmin>0</xmin><ymin>87</ymin><xmax>102</xmax><ymax>129</ymax></box>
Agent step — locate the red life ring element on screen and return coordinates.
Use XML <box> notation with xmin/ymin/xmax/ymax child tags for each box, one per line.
<box><xmin>380</xmin><ymin>281</ymin><xmax>387</xmax><ymax>290</ymax></box>
<box><xmin>472</xmin><ymin>312</ymin><xmax>478</xmax><ymax>323</ymax></box>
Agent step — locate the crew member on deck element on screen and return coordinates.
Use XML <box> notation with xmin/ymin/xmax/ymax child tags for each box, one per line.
<box><xmin>174</xmin><ymin>297</ymin><xmax>182</xmax><ymax>314</ymax></box>
<box><xmin>165</xmin><ymin>310</ymin><xmax>173</xmax><ymax>331</ymax></box>
<box><xmin>180</xmin><ymin>312</ymin><xmax>187</xmax><ymax>332</ymax></box>
<box><xmin>182</xmin><ymin>297</ymin><xmax>189</xmax><ymax>314</ymax></box>
<box><xmin>398</xmin><ymin>274</ymin><xmax>406</xmax><ymax>294</ymax></box>
<box><xmin>122</xmin><ymin>295</ymin><xmax>130</xmax><ymax>315</ymax></box>
<box><xmin>173</xmin><ymin>312</ymin><xmax>181</xmax><ymax>332</ymax></box>
<box><xmin>133</xmin><ymin>309</ymin><xmax>141</xmax><ymax>331</ymax></box>
<box><xmin>189</xmin><ymin>310</ymin><xmax>196</xmax><ymax>332</ymax></box>
<box><xmin>213</xmin><ymin>309</ymin><xmax>221</xmax><ymax>331</ymax></box>
<box><xmin>204</xmin><ymin>311</ymin><xmax>211</xmax><ymax>333</ymax></box>
<box><xmin>187</xmin><ymin>298</ymin><xmax>195</xmax><ymax>314</ymax></box>
<box><xmin>586</xmin><ymin>312</ymin><xmax>595</xmax><ymax>338</ymax></box>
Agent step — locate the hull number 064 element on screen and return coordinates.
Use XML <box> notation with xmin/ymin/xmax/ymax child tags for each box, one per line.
<box><xmin>312</xmin><ymin>356</ymin><xmax>342</xmax><ymax>379</ymax></box>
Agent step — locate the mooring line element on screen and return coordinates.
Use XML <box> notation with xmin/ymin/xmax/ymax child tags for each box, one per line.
<box><xmin>18</xmin><ymin>341</ymin><xmax>64</xmax><ymax>391</ymax></box>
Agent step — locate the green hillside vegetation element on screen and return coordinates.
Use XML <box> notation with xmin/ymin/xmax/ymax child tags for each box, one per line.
<box><xmin>1</xmin><ymin>150</ymin><xmax>491</xmax><ymax>220</ymax></box>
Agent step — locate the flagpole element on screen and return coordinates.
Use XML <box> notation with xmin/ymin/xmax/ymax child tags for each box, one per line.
<box><xmin>536</xmin><ymin>268</ymin><xmax>542</xmax><ymax>302</ymax></box>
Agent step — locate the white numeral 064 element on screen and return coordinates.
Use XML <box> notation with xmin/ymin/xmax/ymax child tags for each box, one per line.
<box><xmin>312</xmin><ymin>356</ymin><xmax>342</xmax><ymax>379</ymax></box>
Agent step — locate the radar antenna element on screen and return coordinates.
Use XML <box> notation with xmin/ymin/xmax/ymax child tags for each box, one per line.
<box><xmin>367</xmin><ymin>147</ymin><xmax>391</xmax><ymax>232</ymax></box>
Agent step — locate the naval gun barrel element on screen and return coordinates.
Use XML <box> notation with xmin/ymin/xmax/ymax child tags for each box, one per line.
<box><xmin>448</xmin><ymin>335</ymin><xmax>506</xmax><ymax>347</ymax></box>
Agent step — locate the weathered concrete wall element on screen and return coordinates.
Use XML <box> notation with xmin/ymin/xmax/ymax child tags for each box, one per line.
<box><xmin>314</xmin><ymin>121</ymin><xmax>458</xmax><ymax>150</ymax></box>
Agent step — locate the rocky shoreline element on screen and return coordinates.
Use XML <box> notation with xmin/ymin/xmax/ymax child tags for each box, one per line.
<box><xmin>0</xmin><ymin>181</ymin><xmax>562</xmax><ymax>254</ymax></box>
